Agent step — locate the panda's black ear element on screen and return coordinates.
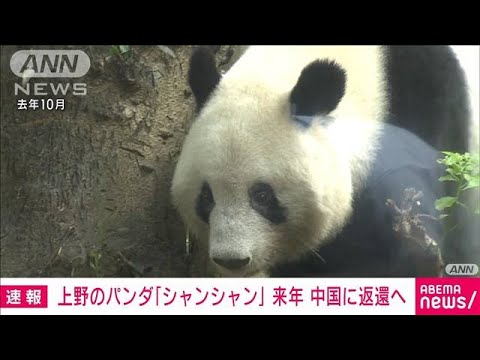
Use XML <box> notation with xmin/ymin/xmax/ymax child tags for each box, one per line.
<box><xmin>188</xmin><ymin>47</ymin><xmax>221</xmax><ymax>111</ymax></box>
<box><xmin>290</xmin><ymin>59</ymin><xmax>346</xmax><ymax>116</ymax></box>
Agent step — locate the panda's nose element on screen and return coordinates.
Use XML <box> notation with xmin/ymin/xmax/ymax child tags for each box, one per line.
<box><xmin>213</xmin><ymin>256</ymin><xmax>251</xmax><ymax>270</ymax></box>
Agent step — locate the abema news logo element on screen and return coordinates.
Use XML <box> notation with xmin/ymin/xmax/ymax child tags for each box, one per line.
<box><xmin>416</xmin><ymin>278</ymin><xmax>479</xmax><ymax>315</ymax></box>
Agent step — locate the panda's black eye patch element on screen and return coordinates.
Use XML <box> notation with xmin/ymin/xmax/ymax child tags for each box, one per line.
<box><xmin>249</xmin><ymin>182</ymin><xmax>287</xmax><ymax>224</ymax></box>
<box><xmin>196</xmin><ymin>182</ymin><xmax>215</xmax><ymax>224</ymax></box>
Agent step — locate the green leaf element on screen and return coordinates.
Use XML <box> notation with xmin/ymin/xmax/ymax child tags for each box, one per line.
<box><xmin>463</xmin><ymin>175</ymin><xmax>480</xmax><ymax>190</ymax></box>
<box><xmin>472</xmin><ymin>153</ymin><xmax>480</xmax><ymax>163</ymax></box>
<box><xmin>435</xmin><ymin>197</ymin><xmax>458</xmax><ymax>211</ymax></box>
<box><xmin>446</xmin><ymin>168</ymin><xmax>461</xmax><ymax>180</ymax></box>
<box><xmin>443</xmin><ymin>152</ymin><xmax>461</xmax><ymax>166</ymax></box>
<box><xmin>450</xmin><ymin>163</ymin><xmax>463</xmax><ymax>175</ymax></box>
<box><xmin>118</xmin><ymin>45</ymin><xmax>130</xmax><ymax>54</ymax></box>
<box><xmin>439</xmin><ymin>175</ymin><xmax>457</xmax><ymax>182</ymax></box>
<box><xmin>441</xmin><ymin>151</ymin><xmax>454</xmax><ymax>156</ymax></box>
<box><xmin>110</xmin><ymin>46</ymin><xmax>121</xmax><ymax>55</ymax></box>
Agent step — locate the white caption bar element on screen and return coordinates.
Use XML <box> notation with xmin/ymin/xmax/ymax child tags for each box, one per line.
<box><xmin>0</xmin><ymin>278</ymin><xmax>415</xmax><ymax>315</ymax></box>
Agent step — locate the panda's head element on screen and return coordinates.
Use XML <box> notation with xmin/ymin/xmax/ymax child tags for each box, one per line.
<box><xmin>171</xmin><ymin>47</ymin><xmax>355</xmax><ymax>277</ymax></box>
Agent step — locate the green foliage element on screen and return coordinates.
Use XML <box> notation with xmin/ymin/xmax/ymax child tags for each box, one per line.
<box><xmin>110</xmin><ymin>45</ymin><xmax>132</xmax><ymax>59</ymax></box>
<box><xmin>88</xmin><ymin>249</ymin><xmax>103</xmax><ymax>277</ymax></box>
<box><xmin>436</xmin><ymin>151</ymin><xmax>480</xmax><ymax>216</ymax></box>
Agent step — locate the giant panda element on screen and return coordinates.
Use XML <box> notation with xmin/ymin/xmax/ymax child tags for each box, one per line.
<box><xmin>171</xmin><ymin>45</ymin><xmax>479</xmax><ymax>278</ymax></box>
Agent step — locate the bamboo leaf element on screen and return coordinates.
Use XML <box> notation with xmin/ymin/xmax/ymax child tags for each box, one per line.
<box><xmin>435</xmin><ymin>197</ymin><xmax>457</xmax><ymax>211</ymax></box>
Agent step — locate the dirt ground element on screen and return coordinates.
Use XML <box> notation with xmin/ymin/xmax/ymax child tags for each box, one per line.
<box><xmin>0</xmin><ymin>45</ymin><xmax>241</xmax><ymax>278</ymax></box>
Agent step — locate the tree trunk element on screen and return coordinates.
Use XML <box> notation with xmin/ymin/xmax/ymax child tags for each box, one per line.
<box><xmin>0</xmin><ymin>45</ymin><xmax>239</xmax><ymax>277</ymax></box>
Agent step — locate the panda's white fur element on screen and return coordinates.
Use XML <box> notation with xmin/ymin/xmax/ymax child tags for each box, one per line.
<box><xmin>450</xmin><ymin>45</ymin><xmax>480</xmax><ymax>254</ymax></box>
<box><xmin>221</xmin><ymin>46</ymin><xmax>387</xmax><ymax>122</ymax></box>
<box><xmin>172</xmin><ymin>45</ymin><xmax>478</xmax><ymax>277</ymax></box>
<box><xmin>450</xmin><ymin>46</ymin><xmax>479</xmax><ymax>154</ymax></box>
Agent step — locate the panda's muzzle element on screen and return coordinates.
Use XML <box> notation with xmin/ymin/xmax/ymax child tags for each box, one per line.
<box><xmin>212</xmin><ymin>256</ymin><xmax>251</xmax><ymax>271</ymax></box>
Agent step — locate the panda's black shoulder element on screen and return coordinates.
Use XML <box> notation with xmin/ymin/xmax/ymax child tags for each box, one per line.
<box><xmin>271</xmin><ymin>124</ymin><xmax>447</xmax><ymax>278</ymax></box>
<box><xmin>367</xmin><ymin>123</ymin><xmax>444</xmax><ymax>187</ymax></box>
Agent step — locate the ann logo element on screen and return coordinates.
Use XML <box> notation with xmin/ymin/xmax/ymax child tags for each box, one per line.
<box><xmin>10</xmin><ymin>50</ymin><xmax>90</xmax><ymax>78</ymax></box>
<box><xmin>445</xmin><ymin>264</ymin><xmax>479</xmax><ymax>276</ymax></box>
<box><xmin>20</xmin><ymin>54</ymin><xmax>79</xmax><ymax>74</ymax></box>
